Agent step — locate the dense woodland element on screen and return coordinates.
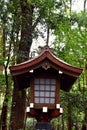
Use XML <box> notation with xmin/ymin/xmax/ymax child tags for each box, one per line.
<box><xmin>0</xmin><ymin>0</ymin><xmax>87</xmax><ymax>130</ymax></box>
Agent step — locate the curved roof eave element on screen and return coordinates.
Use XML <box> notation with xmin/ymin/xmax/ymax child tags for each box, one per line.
<box><xmin>9</xmin><ymin>46</ymin><xmax>83</xmax><ymax>77</ymax></box>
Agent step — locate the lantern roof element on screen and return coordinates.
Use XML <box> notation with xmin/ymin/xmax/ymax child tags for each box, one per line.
<box><xmin>9</xmin><ymin>45</ymin><xmax>82</xmax><ymax>91</ymax></box>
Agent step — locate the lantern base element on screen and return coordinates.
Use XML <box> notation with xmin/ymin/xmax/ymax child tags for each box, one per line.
<box><xmin>27</xmin><ymin>108</ymin><xmax>62</xmax><ymax>122</ymax></box>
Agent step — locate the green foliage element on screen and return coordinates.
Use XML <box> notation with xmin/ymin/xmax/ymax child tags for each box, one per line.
<box><xmin>25</xmin><ymin>118</ymin><xmax>36</xmax><ymax>130</ymax></box>
<box><xmin>53</xmin><ymin>12</ymin><xmax>87</xmax><ymax>67</ymax></box>
<box><xmin>32</xmin><ymin>0</ymin><xmax>64</xmax><ymax>40</ymax></box>
<box><xmin>53</xmin><ymin>6</ymin><xmax>87</xmax><ymax>130</ymax></box>
<box><xmin>0</xmin><ymin>74</ymin><xmax>6</xmax><ymax>94</ymax></box>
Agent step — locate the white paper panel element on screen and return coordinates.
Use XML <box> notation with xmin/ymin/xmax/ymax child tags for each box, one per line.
<box><xmin>40</xmin><ymin>98</ymin><xmax>44</xmax><ymax>103</ymax></box>
<box><xmin>39</xmin><ymin>85</ymin><xmax>45</xmax><ymax>90</ymax></box>
<box><xmin>34</xmin><ymin>91</ymin><xmax>39</xmax><ymax>96</ymax></box>
<box><xmin>45</xmin><ymin>92</ymin><xmax>50</xmax><ymax>97</ymax></box>
<box><xmin>35</xmin><ymin>98</ymin><xmax>39</xmax><ymax>103</ymax></box>
<box><xmin>45</xmin><ymin>85</ymin><xmax>50</xmax><ymax>90</ymax></box>
<box><xmin>45</xmin><ymin>98</ymin><xmax>50</xmax><ymax>103</ymax></box>
<box><xmin>46</xmin><ymin>79</ymin><xmax>50</xmax><ymax>84</ymax></box>
<box><xmin>51</xmin><ymin>85</ymin><xmax>56</xmax><ymax>91</ymax></box>
<box><xmin>34</xmin><ymin>85</ymin><xmax>39</xmax><ymax>90</ymax></box>
<box><xmin>40</xmin><ymin>92</ymin><xmax>44</xmax><ymax>97</ymax></box>
<box><xmin>51</xmin><ymin>79</ymin><xmax>56</xmax><ymax>84</ymax></box>
<box><xmin>50</xmin><ymin>92</ymin><xmax>55</xmax><ymax>97</ymax></box>
<box><xmin>40</xmin><ymin>79</ymin><xmax>45</xmax><ymax>84</ymax></box>
<box><xmin>50</xmin><ymin>98</ymin><xmax>55</xmax><ymax>104</ymax></box>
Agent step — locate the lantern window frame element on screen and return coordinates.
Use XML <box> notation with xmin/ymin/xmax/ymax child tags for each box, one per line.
<box><xmin>30</xmin><ymin>74</ymin><xmax>60</xmax><ymax>109</ymax></box>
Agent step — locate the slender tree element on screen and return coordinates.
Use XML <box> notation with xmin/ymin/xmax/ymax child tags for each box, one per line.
<box><xmin>0</xmin><ymin>1</ymin><xmax>13</xmax><ymax>129</ymax></box>
<box><xmin>10</xmin><ymin>0</ymin><xmax>34</xmax><ymax>129</ymax></box>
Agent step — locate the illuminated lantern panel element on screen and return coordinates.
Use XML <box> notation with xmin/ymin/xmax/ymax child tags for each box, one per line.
<box><xmin>30</xmin><ymin>70</ymin><xmax>60</xmax><ymax>109</ymax></box>
<box><xmin>34</xmin><ymin>78</ymin><xmax>56</xmax><ymax>104</ymax></box>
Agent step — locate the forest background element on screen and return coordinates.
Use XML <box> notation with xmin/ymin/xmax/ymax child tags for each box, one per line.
<box><xmin>0</xmin><ymin>0</ymin><xmax>87</xmax><ymax>130</ymax></box>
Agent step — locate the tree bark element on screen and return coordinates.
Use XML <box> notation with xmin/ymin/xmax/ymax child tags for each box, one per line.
<box><xmin>67</xmin><ymin>117</ymin><xmax>73</xmax><ymax>130</ymax></box>
<box><xmin>1</xmin><ymin>66</ymin><xmax>9</xmax><ymax>130</ymax></box>
<box><xmin>10</xmin><ymin>1</ymin><xmax>34</xmax><ymax>130</ymax></box>
<box><xmin>0</xmin><ymin>26</ymin><xmax>9</xmax><ymax>130</ymax></box>
<box><xmin>81</xmin><ymin>64</ymin><xmax>87</xmax><ymax>130</ymax></box>
<box><xmin>61</xmin><ymin>115</ymin><xmax>64</xmax><ymax>130</ymax></box>
<box><xmin>67</xmin><ymin>98</ymin><xmax>73</xmax><ymax>130</ymax></box>
<box><xmin>17</xmin><ymin>0</ymin><xmax>34</xmax><ymax>63</ymax></box>
<box><xmin>10</xmin><ymin>85</ymin><xmax>26</xmax><ymax>130</ymax></box>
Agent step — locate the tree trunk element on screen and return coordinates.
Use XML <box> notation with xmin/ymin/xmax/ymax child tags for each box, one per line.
<box><xmin>10</xmin><ymin>85</ymin><xmax>26</xmax><ymax>130</ymax></box>
<box><xmin>61</xmin><ymin>115</ymin><xmax>64</xmax><ymax>130</ymax></box>
<box><xmin>81</xmin><ymin>64</ymin><xmax>87</xmax><ymax>130</ymax></box>
<box><xmin>10</xmin><ymin>1</ymin><xmax>34</xmax><ymax>130</ymax></box>
<box><xmin>67</xmin><ymin>118</ymin><xmax>72</xmax><ymax>130</ymax></box>
<box><xmin>0</xmin><ymin>27</ymin><xmax>9</xmax><ymax>130</ymax></box>
<box><xmin>1</xmin><ymin>67</ymin><xmax>9</xmax><ymax>130</ymax></box>
<box><xmin>67</xmin><ymin>99</ymin><xmax>73</xmax><ymax>130</ymax></box>
<box><xmin>17</xmin><ymin>0</ymin><xmax>34</xmax><ymax>63</ymax></box>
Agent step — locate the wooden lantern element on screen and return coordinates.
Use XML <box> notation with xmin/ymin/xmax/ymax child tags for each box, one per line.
<box><xmin>10</xmin><ymin>45</ymin><xmax>82</xmax><ymax>122</ymax></box>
